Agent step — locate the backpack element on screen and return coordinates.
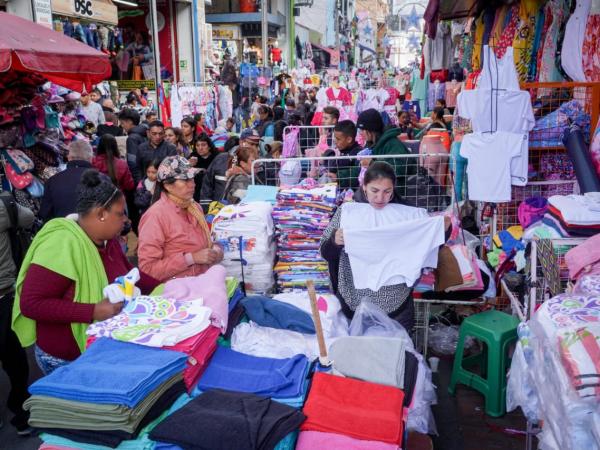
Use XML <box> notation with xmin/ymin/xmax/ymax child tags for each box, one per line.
<box><xmin>404</xmin><ymin>166</ymin><xmax>450</xmax><ymax>212</ymax></box>
<box><xmin>0</xmin><ymin>192</ymin><xmax>35</xmax><ymax>269</ymax></box>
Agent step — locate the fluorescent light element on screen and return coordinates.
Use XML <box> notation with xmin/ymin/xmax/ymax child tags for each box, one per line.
<box><xmin>113</xmin><ymin>0</ymin><xmax>139</xmax><ymax>6</ymax></box>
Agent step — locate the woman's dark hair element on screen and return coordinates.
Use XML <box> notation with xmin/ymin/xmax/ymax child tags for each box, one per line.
<box><xmin>273</xmin><ymin>106</ymin><xmax>285</xmax><ymax>121</ymax></box>
<box><xmin>224</xmin><ymin>136</ymin><xmax>240</xmax><ymax>153</ymax></box>
<box><xmin>193</xmin><ymin>113</ymin><xmax>203</xmax><ymax>123</ymax></box>
<box><xmin>274</xmin><ymin>120</ymin><xmax>288</xmax><ymax>141</ymax></box>
<box><xmin>432</xmin><ymin>106</ymin><xmax>445</xmax><ymax>122</ymax></box>
<box><xmin>363</xmin><ymin>161</ymin><xmax>396</xmax><ymax>186</ymax></box>
<box><xmin>258</xmin><ymin>105</ymin><xmax>273</xmax><ymax>119</ymax></box>
<box><xmin>227</xmin><ymin>146</ymin><xmax>255</xmax><ymax>170</ymax></box>
<box><xmin>365</xmin><ymin>131</ymin><xmax>382</xmax><ymax>148</ymax></box>
<box><xmin>147</xmin><ymin>157</ymin><xmax>162</xmax><ymax>172</ymax></box>
<box><xmin>96</xmin><ymin>134</ymin><xmax>120</xmax><ymax>185</ymax></box>
<box><xmin>126</xmin><ymin>92</ymin><xmax>139</xmax><ymax>105</ymax></box>
<box><xmin>151</xmin><ymin>178</ymin><xmax>173</xmax><ymax>204</ymax></box>
<box><xmin>165</xmin><ymin>126</ymin><xmax>186</xmax><ymax>148</ymax></box>
<box><xmin>193</xmin><ymin>132</ymin><xmax>216</xmax><ymax>155</ymax></box>
<box><xmin>76</xmin><ymin>169</ymin><xmax>124</xmax><ymax>215</ymax></box>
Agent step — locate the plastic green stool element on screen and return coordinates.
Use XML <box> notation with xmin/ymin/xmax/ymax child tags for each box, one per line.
<box><xmin>448</xmin><ymin>309</ymin><xmax>519</xmax><ymax>417</ymax></box>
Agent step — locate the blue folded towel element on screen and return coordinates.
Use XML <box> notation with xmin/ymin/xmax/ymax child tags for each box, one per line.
<box><xmin>241</xmin><ymin>295</ymin><xmax>316</xmax><ymax>334</ymax></box>
<box><xmin>29</xmin><ymin>338</ymin><xmax>187</xmax><ymax>407</ymax></box>
<box><xmin>193</xmin><ymin>346</ymin><xmax>309</xmax><ymax>398</ymax></box>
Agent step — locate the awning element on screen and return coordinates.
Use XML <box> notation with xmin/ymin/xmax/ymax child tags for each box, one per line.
<box><xmin>0</xmin><ymin>12</ymin><xmax>111</xmax><ymax>92</ymax></box>
<box><xmin>438</xmin><ymin>0</ymin><xmax>483</xmax><ymax>20</ymax></box>
<box><xmin>311</xmin><ymin>43</ymin><xmax>340</xmax><ymax>66</ymax></box>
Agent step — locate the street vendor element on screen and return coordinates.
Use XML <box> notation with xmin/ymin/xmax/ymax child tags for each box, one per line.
<box><xmin>320</xmin><ymin>162</ymin><xmax>451</xmax><ymax>331</ymax></box>
<box><xmin>138</xmin><ymin>156</ymin><xmax>223</xmax><ymax>282</ymax></box>
<box><xmin>13</xmin><ymin>170</ymin><xmax>160</xmax><ymax>375</ymax></box>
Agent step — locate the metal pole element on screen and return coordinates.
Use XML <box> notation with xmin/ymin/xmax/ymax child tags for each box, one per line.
<box><xmin>261</xmin><ymin>0</ymin><xmax>268</xmax><ymax>69</ymax></box>
<box><xmin>149</xmin><ymin>0</ymin><xmax>163</xmax><ymax>120</ymax></box>
<box><xmin>289</xmin><ymin>0</ymin><xmax>295</xmax><ymax>69</ymax></box>
<box><xmin>334</xmin><ymin>0</ymin><xmax>340</xmax><ymax>68</ymax></box>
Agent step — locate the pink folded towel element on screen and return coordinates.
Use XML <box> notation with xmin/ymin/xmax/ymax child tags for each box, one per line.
<box><xmin>296</xmin><ymin>431</ymin><xmax>398</xmax><ymax>450</ymax></box>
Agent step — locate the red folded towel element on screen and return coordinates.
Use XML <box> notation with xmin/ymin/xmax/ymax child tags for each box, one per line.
<box><xmin>301</xmin><ymin>372</ymin><xmax>404</xmax><ymax>445</ymax></box>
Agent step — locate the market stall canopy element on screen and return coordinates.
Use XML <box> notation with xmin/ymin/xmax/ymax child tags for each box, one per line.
<box><xmin>0</xmin><ymin>12</ymin><xmax>112</xmax><ymax>92</ymax></box>
<box><xmin>311</xmin><ymin>43</ymin><xmax>340</xmax><ymax>67</ymax></box>
<box><xmin>437</xmin><ymin>0</ymin><xmax>482</xmax><ymax>20</ymax></box>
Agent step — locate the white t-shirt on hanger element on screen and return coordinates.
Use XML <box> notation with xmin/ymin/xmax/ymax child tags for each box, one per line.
<box><xmin>478</xmin><ymin>46</ymin><xmax>520</xmax><ymax>91</ymax></box>
<box><xmin>457</xmin><ymin>89</ymin><xmax>535</xmax><ymax>186</ymax></box>
<box><xmin>460</xmin><ymin>131</ymin><xmax>524</xmax><ymax>202</ymax></box>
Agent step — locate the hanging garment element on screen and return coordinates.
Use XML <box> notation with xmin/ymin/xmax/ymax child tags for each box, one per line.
<box><xmin>445</xmin><ymin>80</ymin><xmax>462</xmax><ymax>108</ymax></box>
<box><xmin>423</xmin><ymin>22</ymin><xmax>452</xmax><ymax>71</ymax></box>
<box><xmin>460</xmin><ymin>131</ymin><xmax>525</xmax><ymax>202</ymax></box>
<box><xmin>341</xmin><ymin>203</ymin><xmax>445</xmax><ymax>290</ymax></box>
<box><xmin>410</xmin><ymin>68</ymin><xmax>429</xmax><ymax>116</ymax></box>
<box><xmin>561</xmin><ymin>0</ymin><xmax>592</xmax><ymax>81</ymax></box>
<box><xmin>478</xmin><ymin>46</ymin><xmax>520</xmax><ymax>91</ymax></box>
<box><xmin>539</xmin><ymin>0</ymin><xmax>566</xmax><ymax>82</ymax></box>
<box><xmin>528</xmin><ymin>6</ymin><xmax>547</xmax><ymax>81</ymax></box>
<box><xmin>582</xmin><ymin>14</ymin><xmax>600</xmax><ymax>81</ymax></box>
<box><xmin>457</xmin><ymin>88</ymin><xmax>534</xmax><ymax>185</ymax></box>
<box><xmin>427</xmin><ymin>82</ymin><xmax>446</xmax><ymax>111</ymax></box>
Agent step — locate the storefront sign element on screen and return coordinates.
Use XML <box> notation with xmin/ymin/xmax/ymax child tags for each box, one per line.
<box><xmin>179</xmin><ymin>60</ymin><xmax>188</xmax><ymax>69</ymax></box>
<box><xmin>33</xmin><ymin>0</ymin><xmax>54</xmax><ymax>28</ymax></box>
<box><xmin>51</xmin><ymin>0</ymin><xmax>118</xmax><ymax>25</ymax></box>
<box><xmin>212</xmin><ymin>25</ymin><xmax>240</xmax><ymax>41</ymax></box>
<box><xmin>116</xmin><ymin>80</ymin><xmax>156</xmax><ymax>91</ymax></box>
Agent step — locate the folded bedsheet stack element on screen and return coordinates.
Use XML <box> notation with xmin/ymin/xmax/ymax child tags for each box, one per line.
<box><xmin>544</xmin><ymin>194</ymin><xmax>600</xmax><ymax>237</ymax></box>
<box><xmin>272</xmin><ymin>183</ymin><xmax>337</xmax><ymax>292</ymax></box>
<box><xmin>212</xmin><ymin>201</ymin><xmax>276</xmax><ymax>294</ymax></box>
<box><xmin>87</xmin><ymin>266</ymin><xmax>230</xmax><ymax>391</ymax></box>
<box><xmin>299</xmin><ymin>372</ymin><xmax>405</xmax><ymax>449</ymax></box>
<box><xmin>27</xmin><ymin>338</ymin><xmax>187</xmax><ymax>448</ymax></box>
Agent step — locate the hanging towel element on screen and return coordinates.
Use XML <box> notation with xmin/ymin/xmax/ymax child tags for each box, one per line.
<box><xmin>12</xmin><ymin>218</ymin><xmax>108</xmax><ymax>352</ymax></box>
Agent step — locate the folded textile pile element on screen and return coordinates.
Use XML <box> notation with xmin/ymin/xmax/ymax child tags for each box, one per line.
<box><xmin>27</xmin><ymin>338</ymin><xmax>187</xmax><ymax>447</ymax></box>
<box><xmin>241</xmin><ymin>295</ymin><xmax>316</xmax><ymax>334</ymax></box>
<box><xmin>272</xmin><ymin>184</ymin><xmax>337</xmax><ymax>292</ymax></box>
<box><xmin>231</xmin><ymin>321</ymin><xmax>322</xmax><ymax>360</ymax></box>
<box><xmin>212</xmin><ymin>202</ymin><xmax>276</xmax><ymax>293</ymax></box>
<box><xmin>544</xmin><ymin>194</ymin><xmax>600</xmax><ymax>237</ymax></box>
<box><xmin>191</xmin><ymin>346</ymin><xmax>310</xmax><ymax>408</ymax></box>
<box><xmin>272</xmin><ymin>291</ymin><xmax>345</xmax><ymax>337</ymax></box>
<box><xmin>436</xmin><ymin>244</ymin><xmax>484</xmax><ymax>292</ymax></box>
<box><xmin>149</xmin><ymin>390</ymin><xmax>306</xmax><ymax>450</ymax></box>
<box><xmin>301</xmin><ymin>372</ymin><xmax>404</xmax><ymax>446</ymax></box>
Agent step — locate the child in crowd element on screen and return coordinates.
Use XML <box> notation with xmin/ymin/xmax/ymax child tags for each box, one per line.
<box><xmin>222</xmin><ymin>146</ymin><xmax>261</xmax><ymax>204</ymax></box>
<box><xmin>324</xmin><ymin>120</ymin><xmax>362</xmax><ymax>183</ymax></box>
<box><xmin>134</xmin><ymin>159</ymin><xmax>160</xmax><ymax>216</ymax></box>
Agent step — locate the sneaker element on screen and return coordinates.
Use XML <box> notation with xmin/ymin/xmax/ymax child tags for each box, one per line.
<box><xmin>16</xmin><ymin>426</ymin><xmax>33</xmax><ymax>437</ymax></box>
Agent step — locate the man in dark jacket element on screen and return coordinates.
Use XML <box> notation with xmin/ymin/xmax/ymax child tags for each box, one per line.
<box><xmin>136</xmin><ymin>121</ymin><xmax>177</xmax><ymax>180</ymax></box>
<box><xmin>39</xmin><ymin>141</ymin><xmax>93</xmax><ymax>221</ymax></box>
<box><xmin>0</xmin><ymin>193</ymin><xmax>34</xmax><ymax>435</ymax></box>
<box><xmin>325</xmin><ymin>120</ymin><xmax>362</xmax><ymax>188</ymax></box>
<box><xmin>119</xmin><ymin>108</ymin><xmax>147</xmax><ymax>183</ymax></box>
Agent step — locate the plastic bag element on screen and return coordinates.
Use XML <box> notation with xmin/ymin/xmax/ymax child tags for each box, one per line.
<box><xmin>506</xmin><ymin>342</ymin><xmax>540</xmax><ymax>422</ymax></box>
<box><xmin>428</xmin><ymin>323</ymin><xmax>474</xmax><ymax>355</ymax></box>
<box><xmin>348</xmin><ymin>300</ymin><xmax>415</xmax><ymax>351</ymax></box>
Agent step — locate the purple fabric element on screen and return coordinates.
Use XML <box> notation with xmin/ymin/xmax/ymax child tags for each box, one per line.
<box><xmin>518</xmin><ymin>197</ymin><xmax>548</xmax><ymax>228</ymax></box>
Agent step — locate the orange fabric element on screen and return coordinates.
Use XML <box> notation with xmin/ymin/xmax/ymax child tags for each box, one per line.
<box><xmin>138</xmin><ymin>193</ymin><xmax>210</xmax><ymax>282</ymax></box>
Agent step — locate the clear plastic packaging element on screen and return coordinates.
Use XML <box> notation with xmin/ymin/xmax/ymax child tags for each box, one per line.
<box><xmin>427</xmin><ymin>323</ymin><xmax>474</xmax><ymax>355</ymax></box>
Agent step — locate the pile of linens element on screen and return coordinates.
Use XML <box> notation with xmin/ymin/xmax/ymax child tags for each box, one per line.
<box><xmin>212</xmin><ymin>201</ymin><xmax>276</xmax><ymax>293</ymax></box>
<box><xmin>86</xmin><ymin>265</ymin><xmax>230</xmax><ymax>391</ymax></box>
<box><xmin>542</xmin><ymin>194</ymin><xmax>600</xmax><ymax>238</ymax></box>
<box><xmin>272</xmin><ymin>183</ymin><xmax>337</xmax><ymax>292</ymax></box>
<box><xmin>27</xmin><ymin>338</ymin><xmax>188</xmax><ymax>448</ymax></box>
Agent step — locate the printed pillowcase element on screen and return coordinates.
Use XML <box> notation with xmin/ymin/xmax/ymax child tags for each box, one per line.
<box><xmin>2</xmin><ymin>149</ymin><xmax>34</xmax><ymax>174</ymax></box>
<box><xmin>3</xmin><ymin>162</ymin><xmax>33</xmax><ymax>189</ymax></box>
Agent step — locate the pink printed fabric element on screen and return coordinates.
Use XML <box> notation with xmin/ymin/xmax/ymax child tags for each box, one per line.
<box><xmin>565</xmin><ymin>234</ymin><xmax>600</xmax><ymax>280</ymax></box>
<box><xmin>162</xmin><ymin>264</ymin><xmax>229</xmax><ymax>332</ymax></box>
<box><xmin>296</xmin><ymin>431</ymin><xmax>398</xmax><ymax>450</ymax></box>
<box><xmin>494</xmin><ymin>4</ymin><xmax>519</xmax><ymax>59</ymax></box>
<box><xmin>583</xmin><ymin>15</ymin><xmax>600</xmax><ymax>81</ymax></box>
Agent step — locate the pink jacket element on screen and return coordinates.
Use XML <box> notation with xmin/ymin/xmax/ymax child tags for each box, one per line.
<box><xmin>138</xmin><ymin>193</ymin><xmax>210</xmax><ymax>282</ymax></box>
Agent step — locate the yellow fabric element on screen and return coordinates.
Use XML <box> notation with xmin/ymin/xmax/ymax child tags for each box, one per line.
<box><xmin>471</xmin><ymin>15</ymin><xmax>486</xmax><ymax>71</ymax></box>
<box><xmin>166</xmin><ymin>193</ymin><xmax>212</xmax><ymax>248</ymax></box>
<box><xmin>512</xmin><ymin>0</ymin><xmax>545</xmax><ymax>81</ymax></box>
<box><xmin>491</xmin><ymin>4</ymin><xmax>509</xmax><ymax>46</ymax></box>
